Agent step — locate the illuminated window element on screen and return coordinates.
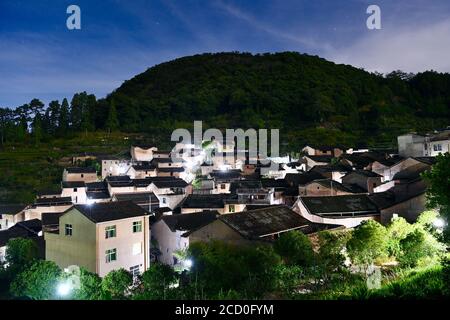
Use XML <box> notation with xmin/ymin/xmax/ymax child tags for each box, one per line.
<box><xmin>229</xmin><ymin>205</ymin><xmax>235</xmax><ymax>213</ymax></box>
<box><xmin>105</xmin><ymin>249</ymin><xmax>117</xmax><ymax>263</ymax></box>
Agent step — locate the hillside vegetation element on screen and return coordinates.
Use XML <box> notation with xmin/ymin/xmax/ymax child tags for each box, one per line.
<box><xmin>107</xmin><ymin>52</ymin><xmax>450</xmax><ymax>148</ymax></box>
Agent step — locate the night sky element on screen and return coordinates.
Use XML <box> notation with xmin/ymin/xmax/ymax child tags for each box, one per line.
<box><xmin>1</xmin><ymin>0</ymin><xmax>450</xmax><ymax>107</ymax></box>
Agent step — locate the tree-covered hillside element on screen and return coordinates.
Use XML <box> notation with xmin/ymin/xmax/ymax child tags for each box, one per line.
<box><xmin>105</xmin><ymin>52</ymin><xmax>450</xmax><ymax>148</ymax></box>
<box><xmin>1</xmin><ymin>52</ymin><xmax>450</xmax><ymax>151</ymax></box>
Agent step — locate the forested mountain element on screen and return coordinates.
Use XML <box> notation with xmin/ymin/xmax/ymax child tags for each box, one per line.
<box><xmin>1</xmin><ymin>52</ymin><xmax>450</xmax><ymax>150</ymax></box>
<box><xmin>105</xmin><ymin>52</ymin><xmax>450</xmax><ymax>148</ymax></box>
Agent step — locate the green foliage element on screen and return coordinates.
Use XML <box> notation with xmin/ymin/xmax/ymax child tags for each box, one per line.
<box><xmin>273</xmin><ymin>231</ymin><xmax>314</xmax><ymax>266</ymax></box>
<box><xmin>422</xmin><ymin>153</ymin><xmax>450</xmax><ymax>240</ymax></box>
<box><xmin>9</xmin><ymin>260</ymin><xmax>62</xmax><ymax>300</ymax></box>
<box><xmin>347</xmin><ymin>220</ymin><xmax>388</xmax><ymax>269</ymax></box>
<box><xmin>386</xmin><ymin>217</ymin><xmax>415</xmax><ymax>258</ymax></box>
<box><xmin>368</xmin><ymin>266</ymin><xmax>445</xmax><ymax>299</ymax></box>
<box><xmin>5</xmin><ymin>238</ymin><xmax>39</xmax><ymax>275</ymax></box>
<box><xmin>398</xmin><ymin>229</ymin><xmax>430</xmax><ymax>267</ymax></box>
<box><xmin>188</xmin><ymin>241</ymin><xmax>281</xmax><ymax>298</ymax></box>
<box><xmin>442</xmin><ymin>257</ymin><xmax>450</xmax><ymax>296</ymax></box>
<box><xmin>134</xmin><ymin>263</ymin><xmax>178</xmax><ymax>300</ymax></box>
<box><xmin>316</xmin><ymin>230</ymin><xmax>351</xmax><ymax>282</ymax></box>
<box><xmin>101</xmin><ymin>268</ymin><xmax>133</xmax><ymax>299</ymax></box>
<box><xmin>72</xmin><ymin>268</ymin><xmax>104</xmax><ymax>300</ymax></box>
<box><xmin>105</xmin><ymin>100</ymin><xmax>120</xmax><ymax>132</ymax></box>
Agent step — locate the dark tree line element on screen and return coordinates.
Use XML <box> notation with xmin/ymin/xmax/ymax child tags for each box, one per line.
<box><xmin>0</xmin><ymin>92</ymin><xmax>119</xmax><ymax>145</ymax></box>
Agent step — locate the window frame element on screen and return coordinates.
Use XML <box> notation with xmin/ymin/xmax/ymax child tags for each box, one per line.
<box><xmin>132</xmin><ymin>221</ymin><xmax>142</xmax><ymax>233</ymax></box>
<box><xmin>65</xmin><ymin>224</ymin><xmax>73</xmax><ymax>236</ymax></box>
<box><xmin>105</xmin><ymin>225</ymin><xmax>117</xmax><ymax>239</ymax></box>
<box><xmin>105</xmin><ymin>248</ymin><xmax>117</xmax><ymax>263</ymax></box>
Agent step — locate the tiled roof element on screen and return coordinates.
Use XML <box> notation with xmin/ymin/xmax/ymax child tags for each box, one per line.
<box><xmin>300</xmin><ymin>195</ymin><xmax>379</xmax><ymax>217</ymax></box>
<box><xmin>219</xmin><ymin>205</ymin><xmax>331</xmax><ymax>239</ymax></box>
<box><xmin>62</xmin><ymin>181</ymin><xmax>86</xmax><ymax>188</ymax></box>
<box><xmin>161</xmin><ymin>211</ymin><xmax>218</xmax><ymax>234</ymax></box>
<box><xmin>0</xmin><ymin>204</ymin><xmax>27</xmax><ymax>216</ymax></box>
<box><xmin>65</xmin><ymin>167</ymin><xmax>97</xmax><ymax>174</ymax></box>
<box><xmin>72</xmin><ymin>201</ymin><xmax>148</xmax><ymax>223</ymax></box>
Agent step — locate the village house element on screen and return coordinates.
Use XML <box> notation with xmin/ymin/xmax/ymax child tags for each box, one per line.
<box><xmin>260</xmin><ymin>179</ymin><xmax>290</xmax><ymax>205</ymax></box>
<box><xmin>151</xmin><ymin>211</ymin><xmax>218</xmax><ymax>266</ymax></box>
<box><xmin>0</xmin><ymin>204</ymin><xmax>27</xmax><ymax>230</ymax></box>
<box><xmin>86</xmin><ymin>181</ymin><xmax>111</xmax><ymax>204</ymax></box>
<box><xmin>180</xmin><ymin>194</ymin><xmax>240</xmax><ymax>214</ymax></box>
<box><xmin>61</xmin><ymin>181</ymin><xmax>87</xmax><ymax>204</ymax></box>
<box><xmin>375</xmin><ymin>156</ymin><xmax>435</xmax><ymax>182</ymax></box>
<box><xmin>299</xmin><ymin>179</ymin><xmax>356</xmax><ymax>197</ymax></box>
<box><xmin>63</xmin><ymin>167</ymin><xmax>98</xmax><ymax>183</ymax></box>
<box><xmin>0</xmin><ymin>219</ymin><xmax>44</xmax><ymax>262</ymax></box>
<box><xmin>309</xmin><ymin>163</ymin><xmax>353</xmax><ymax>183</ymax></box>
<box><xmin>188</xmin><ymin>205</ymin><xmax>341</xmax><ymax>246</ymax></box>
<box><xmin>101</xmin><ymin>157</ymin><xmax>133</xmax><ymax>179</ymax></box>
<box><xmin>339</xmin><ymin>153</ymin><xmax>373</xmax><ymax>170</ymax></box>
<box><xmin>25</xmin><ymin>197</ymin><xmax>73</xmax><ymax>220</ymax></box>
<box><xmin>209</xmin><ymin>169</ymin><xmax>243</xmax><ymax>194</ymax></box>
<box><xmin>130</xmin><ymin>145</ymin><xmax>158</xmax><ymax>162</ymax></box>
<box><xmin>293</xmin><ymin>194</ymin><xmax>380</xmax><ymax>228</ymax></box>
<box><xmin>127</xmin><ymin>163</ymin><xmax>157</xmax><ymax>179</ymax></box>
<box><xmin>113</xmin><ymin>192</ymin><xmax>160</xmax><ymax>211</ymax></box>
<box><xmin>398</xmin><ymin>129</ymin><xmax>450</xmax><ymax>157</ymax></box>
<box><xmin>341</xmin><ymin>170</ymin><xmax>383</xmax><ymax>194</ymax></box>
<box><xmin>45</xmin><ymin>201</ymin><xmax>151</xmax><ymax>277</ymax></box>
<box><xmin>302</xmin><ymin>145</ymin><xmax>344</xmax><ymax>158</ymax></box>
<box><xmin>369</xmin><ymin>178</ymin><xmax>428</xmax><ymax>224</ymax></box>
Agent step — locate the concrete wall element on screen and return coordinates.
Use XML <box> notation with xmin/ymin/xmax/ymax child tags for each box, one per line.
<box><xmin>151</xmin><ymin>220</ymin><xmax>189</xmax><ymax>266</ymax></box>
<box><xmin>97</xmin><ymin>216</ymin><xmax>150</xmax><ymax>277</ymax></box>
<box><xmin>25</xmin><ymin>205</ymin><xmax>72</xmax><ymax>221</ymax></box>
<box><xmin>45</xmin><ymin>209</ymin><xmax>97</xmax><ymax>273</ymax></box>
<box><xmin>398</xmin><ymin>134</ymin><xmax>425</xmax><ymax>158</ymax></box>
<box><xmin>380</xmin><ymin>194</ymin><xmax>426</xmax><ymax>225</ymax></box>
<box><xmin>61</xmin><ymin>187</ymin><xmax>87</xmax><ymax>204</ymax></box>
<box><xmin>63</xmin><ymin>171</ymin><xmax>98</xmax><ymax>183</ymax></box>
<box><xmin>300</xmin><ymin>182</ymin><xmax>352</xmax><ymax>197</ymax></box>
<box><xmin>293</xmin><ymin>199</ymin><xmax>378</xmax><ymax>228</ymax></box>
<box><xmin>45</xmin><ymin>209</ymin><xmax>150</xmax><ymax>277</ymax></box>
<box><xmin>189</xmin><ymin>220</ymin><xmax>253</xmax><ymax>246</ymax></box>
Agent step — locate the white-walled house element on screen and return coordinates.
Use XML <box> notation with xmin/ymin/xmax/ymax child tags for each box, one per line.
<box><xmin>63</xmin><ymin>167</ymin><xmax>98</xmax><ymax>183</ymax></box>
<box><xmin>293</xmin><ymin>194</ymin><xmax>380</xmax><ymax>228</ymax></box>
<box><xmin>61</xmin><ymin>181</ymin><xmax>87</xmax><ymax>204</ymax></box>
<box><xmin>0</xmin><ymin>204</ymin><xmax>27</xmax><ymax>230</ymax></box>
<box><xmin>151</xmin><ymin>211</ymin><xmax>218</xmax><ymax>266</ymax></box>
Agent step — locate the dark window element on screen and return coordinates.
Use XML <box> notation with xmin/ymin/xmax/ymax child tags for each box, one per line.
<box><xmin>65</xmin><ymin>224</ymin><xmax>73</xmax><ymax>236</ymax></box>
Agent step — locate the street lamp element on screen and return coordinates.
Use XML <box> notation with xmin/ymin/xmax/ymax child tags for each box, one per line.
<box><xmin>433</xmin><ymin>218</ymin><xmax>446</xmax><ymax>230</ymax></box>
<box><xmin>57</xmin><ymin>281</ymin><xmax>72</xmax><ymax>297</ymax></box>
<box><xmin>184</xmin><ymin>259</ymin><xmax>193</xmax><ymax>269</ymax></box>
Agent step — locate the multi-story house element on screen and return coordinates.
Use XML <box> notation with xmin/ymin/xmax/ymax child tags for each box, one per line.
<box><xmin>45</xmin><ymin>201</ymin><xmax>150</xmax><ymax>277</ymax></box>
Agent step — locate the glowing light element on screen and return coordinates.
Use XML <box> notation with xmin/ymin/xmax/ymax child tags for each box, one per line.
<box><xmin>57</xmin><ymin>281</ymin><xmax>71</xmax><ymax>296</ymax></box>
<box><xmin>433</xmin><ymin>218</ymin><xmax>446</xmax><ymax>229</ymax></box>
<box><xmin>184</xmin><ymin>259</ymin><xmax>193</xmax><ymax>269</ymax></box>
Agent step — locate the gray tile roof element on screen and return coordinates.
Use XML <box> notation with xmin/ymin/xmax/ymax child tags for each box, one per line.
<box><xmin>300</xmin><ymin>195</ymin><xmax>379</xmax><ymax>217</ymax></box>
<box><xmin>72</xmin><ymin>201</ymin><xmax>148</xmax><ymax>223</ymax></box>
<box><xmin>219</xmin><ymin>205</ymin><xmax>330</xmax><ymax>239</ymax></box>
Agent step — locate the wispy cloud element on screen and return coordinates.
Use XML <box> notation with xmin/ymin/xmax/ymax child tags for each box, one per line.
<box><xmin>214</xmin><ymin>0</ymin><xmax>333</xmax><ymax>53</ymax></box>
<box><xmin>327</xmin><ymin>18</ymin><xmax>450</xmax><ymax>73</ymax></box>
